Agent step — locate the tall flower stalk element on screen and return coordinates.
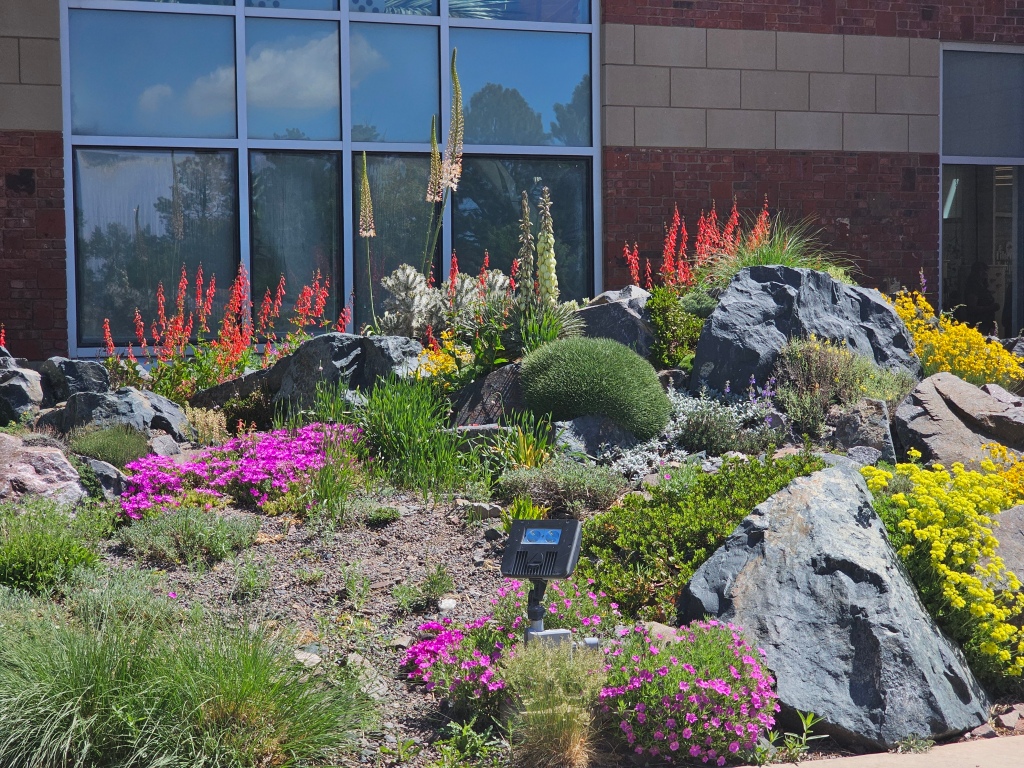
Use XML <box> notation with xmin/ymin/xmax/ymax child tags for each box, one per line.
<box><xmin>359</xmin><ymin>151</ymin><xmax>377</xmax><ymax>324</ymax></box>
<box><xmin>420</xmin><ymin>49</ymin><xmax>464</xmax><ymax>277</ymax></box>
<box><xmin>536</xmin><ymin>186</ymin><xmax>558</xmax><ymax>307</ymax></box>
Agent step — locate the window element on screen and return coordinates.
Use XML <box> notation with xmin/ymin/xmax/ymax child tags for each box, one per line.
<box><xmin>63</xmin><ymin>0</ymin><xmax>599</xmax><ymax>352</ymax></box>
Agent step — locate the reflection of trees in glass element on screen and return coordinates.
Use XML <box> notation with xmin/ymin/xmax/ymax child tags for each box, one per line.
<box><xmin>550</xmin><ymin>75</ymin><xmax>590</xmax><ymax>147</ymax></box>
<box><xmin>250</xmin><ymin>151</ymin><xmax>340</xmax><ymax>328</ymax></box>
<box><xmin>352</xmin><ymin>123</ymin><xmax>382</xmax><ymax>142</ymax></box>
<box><xmin>75</xmin><ymin>150</ymin><xmax>238</xmax><ymax>346</ymax></box>
<box><xmin>464</xmin><ymin>83</ymin><xmax>547</xmax><ymax>145</ymax></box>
<box><xmin>453</xmin><ymin>158</ymin><xmax>591</xmax><ymax>302</ymax></box>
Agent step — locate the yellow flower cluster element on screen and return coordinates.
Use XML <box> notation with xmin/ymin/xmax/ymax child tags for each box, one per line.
<box><xmin>890</xmin><ymin>290</ymin><xmax>1024</xmax><ymax>389</ymax></box>
<box><xmin>415</xmin><ymin>330</ymin><xmax>473</xmax><ymax>393</ymax></box>
<box><xmin>862</xmin><ymin>454</ymin><xmax>1024</xmax><ymax>677</ymax></box>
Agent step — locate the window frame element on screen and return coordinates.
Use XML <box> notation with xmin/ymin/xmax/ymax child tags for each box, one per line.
<box><xmin>60</xmin><ymin>0</ymin><xmax>602</xmax><ymax>356</ymax></box>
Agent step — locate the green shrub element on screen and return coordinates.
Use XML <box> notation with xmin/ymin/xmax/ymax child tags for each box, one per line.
<box><xmin>578</xmin><ymin>449</ymin><xmax>825</xmax><ymax>621</ymax></box>
<box><xmin>356</xmin><ymin>376</ymin><xmax>487</xmax><ymax>495</ymax></box>
<box><xmin>495</xmin><ymin>458</ymin><xmax>627</xmax><ymax>513</ymax></box>
<box><xmin>223</xmin><ymin>384</ymin><xmax>275</xmax><ymax>434</ymax></box>
<box><xmin>365</xmin><ymin>506</ymin><xmax>401</xmax><ymax>527</ymax></box>
<box><xmin>392</xmin><ymin>563</ymin><xmax>454</xmax><ymax>615</ymax></box>
<box><xmin>679</xmin><ymin>286</ymin><xmax>718</xmax><ymax>319</ymax></box>
<box><xmin>500</xmin><ymin>496</ymin><xmax>548</xmax><ymax>535</ymax></box>
<box><xmin>69</xmin><ymin>455</ymin><xmax>105</xmax><ymax>500</ymax></box>
<box><xmin>671</xmin><ymin>391</ymin><xmax>784</xmax><ymax>457</ymax></box>
<box><xmin>520</xmin><ymin>337</ymin><xmax>672</xmax><ymax>441</ymax></box>
<box><xmin>0</xmin><ymin>499</ymin><xmax>100</xmax><ymax>594</ymax></box>
<box><xmin>118</xmin><ymin>507</ymin><xmax>259</xmax><ymax>568</ymax></box>
<box><xmin>69</xmin><ymin>423</ymin><xmax>150</xmax><ymax>469</ymax></box>
<box><xmin>646</xmin><ymin>286</ymin><xmax>705</xmax><ymax>370</ymax></box>
<box><xmin>231</xmin><ymin>552</ymin><xmax>272</xmax><ymax>603</ymax></box>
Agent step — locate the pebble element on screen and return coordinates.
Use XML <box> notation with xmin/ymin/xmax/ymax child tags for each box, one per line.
<box><xmin>483</xmin><ymin>526</ymin><xmax>503</xmax><ymax>542</ymax></box>
<box><xmin>390</xmin><ymin>635</ymin><xmax>415</xmax><ymax>649</ymax></box>
<box><xmin>439</xmin><ymin>598</ymin><xmax>457</xmax><ymax>613</ymax></box>
<box><xmin>472</xmin><ymin>550</ymin><xmax>486</xmax><ymax>567</ymax></box>
<box><xmin>293</xmin><ymin>650</ymin><xmax>322</xmax><ymax>668</ymax></box>
<box><xmin>997</xmin><ymin>710</ymin><xmax>1021</xmax><ymax>729</ymax></box>
<box><xmin>969</xmin><ymin>723</ymin><xmax>998</xmax><ymax>739</ymax></box>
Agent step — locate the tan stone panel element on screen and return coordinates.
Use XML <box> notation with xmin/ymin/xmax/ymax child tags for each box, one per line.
<box><xmin>810</xmin><ymin>72</ymin><xmax>875</xmax><ymax>113</ymax></box>
<box><xmin>843</xmin><ymin>113</ymin><xmax>908</xmax><ymax>152</ymax></box>
<box><xmin>910</xmin><ymin>37</ymin><xmax>940</xmax><ymax>77</ymax></box>
<box><xmin>602</xmin><ymin>105</ymin><xmax>635</xmax><ymax>146</ymax></box>
<box><xmin>635</xmin><ymin>25</ymin><xmax>706</xmax><ymax>68</ymax></box>
<box><xmin>707</xmin><ymin>109</ymin><xmax>774</xmax><ymax>149</ymax></box>
<box><xmin>671</xmin><ymin>67</ymin><xmax>740</xmax><ymax>109</ymax></box>
<box><xmin>0</xmin><ymin>0</ymin><xmax>59</xmax><ymax>38</ymax></box>
<box><xmin>844</xmin><ymin>35</ymin><xmax>909</xmax><ymax>75</ymax></box>
<box><xmin>776</xmin><ymin>111</ymin><xmax>842</xmax><ymax>150</ymax></box>
<box><xmin>876</xmin><ymin>75</ymin><xmax>938</xmax><ymax>115</ymax></box>
<box><xmin>634</xmin><ymin>106</ymin><xmax>706</xmax><ymax>147</ymax></box>
<box><xmin>909</xmin><ymin>114</ymin><xmax>939</xmax><ymax>153</ymax></box>
<box><xmin>602</xmin><ymin>24</ymin><xmax>634</xmax><ymax>66</ymax></box>
<box><xmin>742</xmin><ymin>70</ymin><xmax>808</xmax><ymax>111</ymax></box>
<box><xmin>0</xmin><ymin>38</ymin><xmax>17</xmax><ymax>83</ymax></box>
<box><xmin>19</xmin><ymin>38</ymin><xmax>60</xmax><ymax>86</ymax></box>
<box><xmin>776</xmin><ymin>31</ymin><xmax>843</xmax><ymax>73</ymax></box>
<box><xmin>707</xmin><ymin>29</ymin><xmax>776</xmax><ymax>70</ymax></box>
<box><xmin>603</xmin><ymin>64</ymin><xmax>670</xmax><ymax>107</ymax></box>
<box><xmin>0</xmin><ymin>83</ymin><xmax>61</xmax><ymax>130</ymax></box>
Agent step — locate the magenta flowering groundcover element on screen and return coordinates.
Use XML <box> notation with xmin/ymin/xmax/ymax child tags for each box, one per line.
<box><xmin>120</xmin><ymin>423</ymin><xmax>361</xmax><ymax>519</ymax></box>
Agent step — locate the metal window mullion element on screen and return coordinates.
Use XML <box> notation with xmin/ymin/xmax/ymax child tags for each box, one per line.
<box><xmin>341</xmin><ymin>14</ymin><xmax>355</xmax><ymax>322</ymax></box>
<box><xmin>348</xmin><ymin>11</ymin><xmax>440</xmax><ymax>26</ymax></box>
<box><xmin>440</xmin><ymin>0</ymin><xmax>452</xmax><ymax>278</ymax></box>
<box><xmin>244</xmin><ymin>7</ymin><xmax>338</xmax><ymax>21</ymax></box>
<box><xmin>60</xmin><ymin>1</ymin><xmax>79</xmax><ymax>357</ymax></box>
<box><xmin>590</xmin><ymin>0</ymin><xmax>602</xmax><ymax>294</ymax></box>
<box><xmin>68</xmin><ymin>0</ymin><xmax>233</xmax><ymax>16</ymax></box>
<box><xmin>236</xmin><ymin>7</ymin><xmax>252</xmax><ymax>287</ymax></box>
<box><xmin>446</xmin><ymin>17</ymin><xmax>589</xmax><ymax>33</ymax></box>
<box><xmin>66</xmin><ymin>135</ymin><xmax>240</xmax><ymax>149</ymax></box>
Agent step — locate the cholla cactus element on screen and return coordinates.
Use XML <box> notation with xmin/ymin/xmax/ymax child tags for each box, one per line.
<box><xmin>536</xmin><ymin>187</ymin><xmax>558</xmax><ymax>307</ymax></box>
<box><xmin>378</xmin><ymin>264</ymin><xmax>443</xmax><ymax>338</ymax></box>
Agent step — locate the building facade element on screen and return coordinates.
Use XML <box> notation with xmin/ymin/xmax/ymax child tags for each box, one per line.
<box><xmin>0</xmin><ymin>0</ymin><xmax>1021</xmax><ymax>358</ymax></box>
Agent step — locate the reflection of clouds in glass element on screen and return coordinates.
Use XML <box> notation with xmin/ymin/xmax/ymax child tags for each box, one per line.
<box><xmin>138</xmin><ymin>84</ymin><xmax>173</xmax><ymax>113</ymax></box>
<box><xmin>185</xmin><ymin>66</ymin><xmax>235</xmax><ymax>117</ymax></box>
<box><xmin>247</xmin><ymin>33</ymin><xmax>339</xmax><ymax>110</ymax></box>
<box><xmin>350</xmin><ymin>31</ymin><xmax>387</xmax><ymax>88</ymax></box>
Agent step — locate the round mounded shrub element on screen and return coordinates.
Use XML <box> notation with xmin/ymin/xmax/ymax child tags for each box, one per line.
<box><xmin>520</xmin><ymin>337</ymin><xmax>671</xmax><ymax>440</ymax></box>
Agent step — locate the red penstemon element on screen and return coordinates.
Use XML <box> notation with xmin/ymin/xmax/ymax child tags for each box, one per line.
<box><xmin>0</xmin><ymin>323</ymin><xmax>6</xmax><ymax>350</ymax></box>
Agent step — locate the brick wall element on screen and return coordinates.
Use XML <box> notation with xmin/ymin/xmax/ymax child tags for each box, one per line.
<box><xmin>603</xmin><ymin>1</ymin><xmax>1024</xmax><ymax>43</ymax></box>
<box><xmin>602</xmin><ymin>147</ymin><xmax>940</xmax><ymax>299</ymax></box>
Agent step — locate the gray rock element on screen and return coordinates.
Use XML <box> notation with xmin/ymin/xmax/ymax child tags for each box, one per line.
<box><xmin>451</xmin><ymin>364</ymin><xmax>525</xmax><ymax>427</ymax></box>
<box><xmin>578</xmin><ymin>287</ymin><xmax>655</xmax><ymax>357</ymax></box>
<box><xmin>294</xmin><ymin>650</ymin><xmax>322</xmax><ymax>668</ymax></box>
<box><xmin>555</xmin><ymin>414</ymin><xmax>638</xmax><ymax>457</ymax></box>
<box><xmin>992</xmin><ymin>505</ymin><xmax>1024</xmax><ymax>587</ymax></box>
<box><xmin>149</xmin><ymin>434</ymin><xmax>181</xmax><ymax>457</ymax></box>
<box><xmin>1002</xmin><ymin>337</ymin><xmax>1024</xmax><ymax>357</ymax></box>
<box><xmin>37</xmin><ymin>387</ymin><xmax>195</xmax><ymax>443</ymax></box>
<box><xmin>828</xmin><ymin>399</ymin><xmax>896</xmax><ymax>463</ymax></box>
<box><xmin>40</xmin><ymin>357</ymin><xmax>110</xmax><ymax>405</ymax></box>
<box><xmin>981</xmin><ymin>382</ymin><xmax>1024</xmax><ymax>407</ymax></box>
<box><xmin>0</xmin><ymin>432</ymin><xmax>86</xmax><ymax>506</ymax></box>
<box><xmin>483</xmin><ymin>526</ymin><xmax>503</xmax><ymax>542</ymax></box>
<box><xmin>895</xmin><ymin>373</ymin><xmax>1024</xmax><ymax>465</ymax></box>
<box><xmin>84</xmin><ymin>458</ymin><xmax>126</xmax><ymax>501</ymax></box>
<box><xmin>657</xmin><ymin>368</ymin><xmax>688</xmax><ymax>392</ymax></box>
<box><xmin>690</xmin><ymin>266</ymin><xmax>919</xmax><ymax>394</ymax></box>
<box><xmin>679</xmin><ymin>464</ymin><xmax>989</xmax><ymax>750</ymax></box>
<box><xmin>0</xmin><ymin>345</ymin><xmax>10</xmax><ymax>359</ymax></box>
<box><xmin>845</xmin><ymin>445</ymin><xmax>883</xmax><ymax>467</ymax></box>
<box><xmin>0</xmin><ymin>367</ymin><xmax>43</xmax><ymax>425</ymax></box>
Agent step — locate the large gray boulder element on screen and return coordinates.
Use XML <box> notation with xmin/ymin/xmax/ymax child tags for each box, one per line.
<box><xmin>39</xmin><ymin>357</ymin><xmax>110</xmax><ymax>405</ymax></box>
<box><xmin>690</xmin><ymin>266</ymin><xmax>919</xmax><ymax>394</ymax></box>
<box><xmin>578</xmin><ymin>286</ymin><xmax>655</xmax><ymax>358</ymax></box>
<box><xmin>451</xmin><ymin>364</ymin><xmax>525</xmax><ymax>427</ymax></box>
<box><xmin>189</xmin><ymin>333</ymin><xmax>422</xmax><ymax>411</ymax></box>
<box><xmin>993</xmin><ymin>505</ymin><xmax>1024</xmax><ymax>585</ymax></box>
<box><xmin>828</xmin><ymin>398</ymin><xmax>896</xmax><ymax>463</ymax></box>
<box><xmin>894</xmin><ymin>373</ymin><xmax>1024</xmax><ymax>465</ymax></box>
<box><xmin>37</xmin><ymin>387</ymin><xmax>194</xmax><ymax>443</ymax></box>
<box><xmin>0</xmin><ymin>432</ymin><xmax>86</xmax><ymax>506</ymax></box>
<box><xmin>679</xmin><ymin>464</ymin><xmax>989</xmax><ymax>750</ymax></box>
<box><xmin>0</xmin><ymin>367</ymin><xmax>43</xmax><ymax>425</ymax></box>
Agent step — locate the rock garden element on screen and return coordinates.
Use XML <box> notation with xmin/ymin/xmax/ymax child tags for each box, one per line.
<box><xmin>4</xmin><ymin>198</ymin><xmax>1024</xmax><ymax>768</ymax></box>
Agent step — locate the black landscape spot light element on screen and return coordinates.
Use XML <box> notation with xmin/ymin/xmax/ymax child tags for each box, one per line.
<box><xmin>500</xmin><ymin>518</ymin><xmax>582</xmax><ymax>644</ymax></box>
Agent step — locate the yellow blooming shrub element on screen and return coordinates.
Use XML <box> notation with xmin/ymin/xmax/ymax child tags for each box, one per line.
<box><xmin>863</xmin><ymin>452</ymin><xmax>1024</xmax><ymax>681</ymax></box>
<box><xmin>415</xmin><ymin>330</ymin><xmax>473</xmax><ymax>393</ymax></box>
<box><xmin>891</xmin><ymin>290</ymin><xmax>1024</xmax><ymax>389</ymax></box>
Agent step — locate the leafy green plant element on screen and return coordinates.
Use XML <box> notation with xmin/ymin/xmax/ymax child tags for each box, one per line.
<box><xmin>500</xmin><ymin>496</ymin><xmax>548</xmax><ymax>535</ymax></box>
<box><xmin>69</xmin><ymin>423</ymin><xmax>150</xmax><ymax>469</ymax></box>
<box><xmin>646</xmin><ymin>285</ymin><xmax>704</xmax><ymax>370</ymax></box>
<box><xmin>380</xmin><ymin>737</ymin><xmax>423</xmax><ymax>765</ymax></box>
<box><xmin>338</xmin><ymin>561</ymin><xmax>371</xmax><ymax>611</ymax></box>
<box><xmin>495</xmin><ymin>458</ymin><xmax>627</xmax><ymax>513</ymax></box>
<box><xmin>296</xmin><ymin>567</ymin><xmax>325</xmax><ymax>586</ymax></box>
<box><xmin>0</xmin><ymin>499</ymin><xmax>100</xmax><ymax>594</ymax></box>
<box><xmin>484</xmin><ymin>409</ymin><xmax>555</xmax><ymax>476</ymax></box>
<box><xmin>891</xmin><ymin>734</ymin><xmax>935</xmax><ymax>754</ymax></box>
<box><xmin>366</xmin><ymin>506</ymin><xmax>401</xmax><ymax>527</ymax></box>
<box><xmin>521</xmin><ymin>337</ymin><xmax>672</xmax><ymax>440</ymax></box>
<box><xmin>117</xmin><ymin>507</ymin><xmax>259</xmax><ymax>568</ymax></box>
<box><xmin>671</xmin><ymin>389</ymin><xmax>784</xmax><ymax>456</ymax></box>
<box><xmin>69</xmin><ymin>455</ymin><xmax>106</xmax><ymax>500</ymax></box>
<box><xmin>223</xmin><ymin>384</ymin><xmax>275</xmax><ymax>434</ymax></box>
<box><xmin>430</xmin><ymin>718</ymin><xmax>506</xmax><ymax>768</ymax></box>
<box><xmin>392</xmin><ymin>563</ymin><xmax>454</xmax><ymax>615</ymax></box>
<box><xmin>184</xmin><ymin>405</ymin><xmax>230</xmax><ymax>446</ymax></box>
<box><xmin>679</xmin><ymin>286</ymin><xmax>718</xmax><ymax>319</ymax></box>
<box><xmin>767</xmin><ymin>710</ymin><xmax>826</xmax><ymax>763</ymax></box>
<box><xmin>231</xmin><ymin>552</ymin><xmax>272</xmax><ymax>602</ymax></box>
<box><xmin>579</xmin><ymin>448</ymin><xmax>825</xmax><ymax>621</ymax></box>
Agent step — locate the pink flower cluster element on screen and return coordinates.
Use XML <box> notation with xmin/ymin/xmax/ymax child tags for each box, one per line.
<box><xmin>489</xmin><ymin>577</ymin><xmax>622</xmax><ymax>642</ymax></box>
<box><xmin>120</xmin><ymin>423</ymin><xmax>360</xmax><ymax>519</ymax></box>
<box><xmin>600</xmin><ymin>620</ymin><xmax>779</xmax><ymax>766</ymax></box>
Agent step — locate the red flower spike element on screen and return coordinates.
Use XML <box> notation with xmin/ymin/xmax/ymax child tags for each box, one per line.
<box><xmin>644</xmin><ymin>259</ymin><xmax>653</xmax><ymax>290</ymax></box>
<box><xmin>102</xmin><ymin>318</ymin><xmax>115</xmax><ymax>357</ymax></box>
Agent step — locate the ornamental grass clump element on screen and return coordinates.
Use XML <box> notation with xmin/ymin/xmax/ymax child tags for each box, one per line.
<box><xmin>521</xmin><ymin>337</ymin><xmax>672</xmax><ymax>441</ymax></box>
<box><xmin>892</xmin><ymin>290</ymin><xmax>1024</xmax><ymax>389</ymax></box>
<box><xmin>600</xmin><ymin>621</ymin><xmax>779</xmax><ymax>766</ymax></box>
<box><xmin>862</xmin><ymin>449</ymin><xmax>1024</xmax><ymax>683</ymax></box>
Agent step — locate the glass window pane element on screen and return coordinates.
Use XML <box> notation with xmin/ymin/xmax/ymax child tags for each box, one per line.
<box><xmin>247</xmin><ymin>0</ymin><xmax>337</xmax><ymax>8</ymax></box>
<box><xmin>112</xmin><ymin>0</ymin><xmax>233</xmax><ymax>5</ymax></box>
<box><xmin>352</xmin><ymin>154</ymin><xmax>436</xmax><ymax>328</ymax></box>
<box><xmin>450</xmin><ymin>0</ymin><xmax>589</xmax><ymax>23</ymax></box>
<box><xmin>69</xmin><ymin>10</ymin><xmax>236</xmax><ymax>138</ymax></box>
<box><xmin>73</xmin><ymin>149</ymin><xmax>239</xmax><ymax>347</ymax></box>
<box><xmin>453</xmin><ymin>29</ymin><xmax>591</xmax><ymax>146</ymax></box>
<box><xmin>944</xmin><ymin>51</ymin><xmax>1024</xmax><ymax>158</ymax></box>
<box><xmin>453</xmin><ymin>156</ymin><xmax>592</xmax><ymax>303</ymax></box>
<box><xmin>250</xmin><ymin>151</ymin><xmax>341</xmax><ymax>328</ymax></box>
<box><xmin>348</xmin><ymin>0</ymin><xmax>438</xmax><ymax>15</ymax></box>
<box><xmin>246</xmin><ymin>19</ymin><xmax>341</xmax><ymax>140</ymax></box>
<box><xmin>350</xmin><ymin>24</ymin><xmax>439</xmax><ymax>143</ymax></box>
